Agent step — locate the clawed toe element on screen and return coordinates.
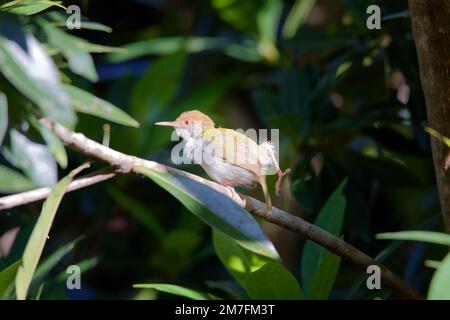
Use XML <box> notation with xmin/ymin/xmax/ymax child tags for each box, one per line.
<box><xmin>275</xmin><ymin>168</ymin><xmax>291</xmax><ymax>196</ymax></box>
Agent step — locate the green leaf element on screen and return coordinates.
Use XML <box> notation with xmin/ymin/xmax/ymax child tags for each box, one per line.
<box><xmin>131</xmin><ymin>51</ymin><xmax>186</xmax><ymax>120</ymax></box>
<box><xmin>246</xmin><ymin>262</ymin><xmax>302</xmax><ymax>300</ymax></box>
<box><xmin>0</xmin><ymin>165</ymin><xmax>36</xmax><ymax>193</ymax></box>
<box><xmin>108</xmin><ymin>187</ymin><xmax>165</xmax><ymax>239</ymax></box>
<box><xmin>14</xmin><ymin>162</ymin><xmax>89</xmax><ymax>300</ymax></box>
<box><xmin>376</xmin><ymin>231</ymin><xmax>450</xmax><ymax>246</ymax></box>
<box><xmin>0</xmin><ymin>14</ymin><xmax>76</xmax><ymax>128</ymax></box>
<box><xmin>28</xmin><ymin>115</ymin><xmax>67</xmax><ymax>169</ymax></box>
<box><xmin>31</xmin><ymin>236</ymin><xmax>83</xmax><ymax>290</ymax></box>
<box><xmin>428</xmin><ymin>252</ymin><xmax>450</xmax><ymax>300</ymax></box>
<box><xmin>10</xmin><ymin>130</ymin><xmax>57</xmax><ymax>187</ymax></box>
<box><xmin>256</xmin><ymin>0</ymin><xmax>282</xmax><ymax>62</ymax></box>
<box><xmin>64</xmin><ymin>84</ymin><xmax>139</xmax><ymax>127</ymax></box>
<box><xmin>1</xmin><ymin>0</ymin><xmax>65</xmax><ymax>15</ymax></box>
<box><xmin>425</xmin><ymin>127</ymin><xmax>450</xmax><ymax>148</ymax></box>
<box><xmin>307</xmin><ymin>250</ymin><xmax>341</xmax><ymax>299</ymax></box>
<box><xmin>108</xmin><ymin>37</ymin><xmax>229</xmax><ymax>63</ymax></box>
<box><xmin>133</xmin><ymin>283</ymin><xmax>222</xmax><ymax>300</ymax></box>
<box><xmin>130</xmin><ymin>51</ymin><xmax>185</xmax><ymax>153</ymax></box>
<box><xmin>282</xmin><ymin>0</ymin><xmax>317</xmax><ymax>39</ymax></box>
<box><xmin>139</xmin><ymin>168</ymin><xmax>280</xmax><ymax>260</ymax></box>
<box><xmin>0</xmin><ymin>260</ymin><xmax>21</xmax><ymax>299</ymax></box>
<box><xmin>42</xmin><ymin>23</ymin><xmax>98</xmax><ymax>82</ymax></box>
<box><xmin>0</xmin><ymin>92</ymin><xmax>7</xmax><ymax>146</ymax></box>
<box><xmin>301</xmin><ymin>178</ymin><xmax>347</xmax><ymax>296</ymax></box>
<box><xmin>213</xmin><ymin>229</ymin><xmax>273</xmax><ymax>289</ymax></box>
<box><xmin>52</xmin><ymin>20</ymin><xmax>113</xmax><ymax>33</ymax></box>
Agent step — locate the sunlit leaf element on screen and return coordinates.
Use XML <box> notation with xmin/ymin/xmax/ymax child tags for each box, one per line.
<box><xmin>15</xmin><ymin>162</ymin><xmax>89</xmax><ymax>300</ymax></box>
<box><xmin>1</xmin><ymin>0</ymin><xmax>66</xmax><ymax>15</ymax></box>
<box><xmin>43</xmin><ymin>23</ymin><xmax>98</xmax><ymax>82</ymax></box>
<box><xmin>256</xmin><ymin>0</ymin><xmax>281</xmax><ymax>62</ymax></box>
<box><xmin>0</xmin><ymin>14</ymin><xmax>76</xmax><ymax>128</ymax></box>
<box><xmin>213</xmin><ymin>229</ymin><xmax>273</xmax><ymax>289</ymax></box>
<box><xmin>246</xmin><ymin>262</ymin><xmax>302</xmax><ymax>300</ymax></box>
<box><xmin>428</xmin><ymin>252</ymin><xmax>450</xmax><ymax>300</ymax></box>
<box><xmin>10</xmin><ymin>130</ymin><xmax>57</xmax><ymax>187</ymax></box>
<box><xmin>282</xmin><ymin>0</ymin><xmax>317</xmax><ymax>39</ymax></box>
<box><xmin>28</xmin><ymin>115</ymin><xmax>67</xmax><ymax>169</ymax></box>
<box><xmin>133</xmin><ymin>283</ymin><xmax>222</xmax><ymax>300</ymax></box>
<box><xmin>64</xmin><ymin>84</ymin><xmax>139</xmax><ymax>127</ymax></box>
<box><xmin>376</xmin><ymin>231</ymin><xmax>450</xmax><ymax>246</ymax></box>
<box><xmin>138</xmin><ymin>168</ymin><xmax>280</xmax><ymax>260</ymax></box>
<box><xmin>425</xmin><ymin>127</ymin><xmax>450</xmax><ymax>148</ymax></box>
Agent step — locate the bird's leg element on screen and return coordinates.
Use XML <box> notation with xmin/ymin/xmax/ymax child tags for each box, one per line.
<box><xmin>266</xmin><ymin>147</ymin><xmax>291</xmax><ymax>196</ymax></box>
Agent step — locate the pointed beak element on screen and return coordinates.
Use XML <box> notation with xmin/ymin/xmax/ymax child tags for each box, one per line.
<box><xmin>155</xmin><ymin>121</ymin><xmax>180</xmax><ymax>127</ymax></box>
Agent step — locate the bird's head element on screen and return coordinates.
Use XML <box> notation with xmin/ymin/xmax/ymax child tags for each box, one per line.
<box><xmin>155</xmin><ymin>110</ymin><xmax>215</xmax><ymax>140</ymax></box>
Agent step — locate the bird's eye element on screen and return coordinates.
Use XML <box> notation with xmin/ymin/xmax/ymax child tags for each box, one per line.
<box><xmin>184</xmin><ymin>120</ymin><xmax>189</xmax><ymax>125</ymax></box>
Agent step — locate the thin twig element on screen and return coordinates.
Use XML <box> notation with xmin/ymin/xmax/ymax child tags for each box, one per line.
<box><xmin>0</xmin><ymin>119</ymin><xmax>422</xmax><ymax>299</ymax></box>
<box><xmin>0</xmin><ymin>167</ymin><xmax>117</xmax><ymax>211</ymax></box>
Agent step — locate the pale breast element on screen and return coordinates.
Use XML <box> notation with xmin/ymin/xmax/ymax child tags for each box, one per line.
<box><xmin>200</xmin><ymin>156</ymin><xmax>257</xmax><ymax>188</ymax></box>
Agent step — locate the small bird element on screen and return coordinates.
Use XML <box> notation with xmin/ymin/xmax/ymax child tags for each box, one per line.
<box><xmin>156</xmin><ymin>110</ymin><xmax>290</xmax><ymax>213</ymax></box>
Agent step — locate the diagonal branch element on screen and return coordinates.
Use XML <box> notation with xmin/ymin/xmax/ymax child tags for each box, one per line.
<box><xmin>0</xmin><ymin>119</ymin><xmax>422</xmax><ymax>300</ymax></box>
<box><xmin>0</xmin><ymin>167</ymin><xmax>118</xmax><ymax>211</ymax></box>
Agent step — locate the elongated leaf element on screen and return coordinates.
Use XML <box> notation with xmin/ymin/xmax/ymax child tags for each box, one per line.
<box><xmin>28</xmin><ymin>115</ymin><xmax>67</xmax><ymax>169</ymax></box>
<box><xmin>108</xmin><ymin>37</ymin><xmax>229</xmax><ymax>63</ymax></box>
<box><xmin>0</xmin><ymin>92</ymin><xmax>7</xmax><ymax>146</ymax></box>
<box><xmin>425</xmin><ymin>127</ymin><xmax>450</xmax><ymax>148</ymax></box>
<box><xmin>301</xmin><ymin>178</ymin><xmax>347</xmax><ymax>295</ymax></box>
<box><xmin>15</xmin><ymin>162</ymin><xmax>89</xmax><ymax>300</ymax></box>
<box><xmin>10</xmin><ymin>130</ymin><xmax>57</xmax><ymax>187</ymax></box>
<box><xmin>0</xmin><ymin>14</ymin><xmax>76</xmax><ymax>128</ymax></box>
<box><xmin>133</xmin><ymin>283</ymin><xmax>222</xmax><ymax>300</ymax></box>
<box><xmin>130</xmin><ymin>51</ymin><xmax>185</xmax><ymax>153</ymax></box>
<box><xmin>1</xmin><ymin>0</ymin><xmax>65</xmax><ymax>15</ymax></box>
<box><xmin>0</xmin><ymin>260</ymin><xmax>21</xmax><ymax>299</ymax></box>
<box><xmin>0</xmin><ymin>165</ymin><xmax>36</xmax><ymax>193</ymax></box>
<box><xmin>428</xmin><ymin>252</ymin><xmax>450</xmax><ymax>299</ymax></box>
<box><xmin>43</xmin><ymin>23</ymin><xmax>98</xmax><ymax>82</ymax></box>
<box><xmin>282</xmin><ymin>0</ymin><xmax>317</xmax><ymax>39</ymax></box>
<box><xmin>131</xmin><ymin>51</ymin><xmax>186</xmax><ymax>119</ymax></box>
<box><xmin>307</xmin><ymin>250</ymin><xmax>340</xmax><ymax>299</ymax></box>
<box><xmin>138</xmin><ymin>168</ymin><xmax>280</xmax><ymax>260</ymax></box>
<box><xmin>246</xmin><ymin>262</ymin><xmax>302</xmax><ymax>300</ymax></box>
<box><xmin>52</xmin><ymin>21</ymin><xmax>112</xmax><ymax>33</ymax></box>
<box><xmin>376</xmin><ymin>231</ymin><xmax>450</xmax><ymax>246</ymax></box>
<box><xmin>213</xmin><ymin>229</ymin><xmax>273</xmax><ymax>289</ymax></box>
<box><xmin>31</xmin><ymin>236</ymin><xmax>83</xmax><ymax>290</ymax></box>
<box><xmin>256</xmin><ymin>0</ymin><xmax>282</xmax><ymax>62</ymax></box>
<box><xmin>64</xmin><ymin>84</ymin><xmax>139</xmax><ymax>127</ymax></box>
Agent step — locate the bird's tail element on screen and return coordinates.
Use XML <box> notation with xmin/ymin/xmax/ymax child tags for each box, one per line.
<box><xmin>258</xmin><ymin>175</ymin><xmax>272</xmax><ymax>214</ymax></box>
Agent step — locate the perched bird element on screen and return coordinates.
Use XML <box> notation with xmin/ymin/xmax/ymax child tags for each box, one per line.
<box><xmin>155</xmin><ymin>110</ymin><xmax>290</xmax><ymax>213</ymax></box>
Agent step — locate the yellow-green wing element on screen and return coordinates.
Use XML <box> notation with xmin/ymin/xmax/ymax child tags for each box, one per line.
<box><xmin>202</xmin><ymin>128</ymin><xmax>265</xmax><ymax>176</ymax></box>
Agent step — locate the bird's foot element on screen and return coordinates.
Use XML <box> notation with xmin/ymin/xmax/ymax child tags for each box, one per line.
<box><xmin>275</xmin><ymin>168</ymin><xmax>291</xmax><ymax>196</ymax></box>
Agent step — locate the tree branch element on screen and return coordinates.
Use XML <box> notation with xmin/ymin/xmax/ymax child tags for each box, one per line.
<box><xmin>409</xmin><ymin>0</ymin><xmax>450</xmax><ymax>233</ymax></box>
<box><xmin>0</xmin><ymin>119</ymin><xmax>422</xmax><ymax>299</ymax></box>
<box><xmin>0</xmin><ymin>167</ymin><xmax>118</xmax><ymax>211</ymax></box>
